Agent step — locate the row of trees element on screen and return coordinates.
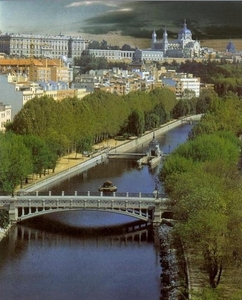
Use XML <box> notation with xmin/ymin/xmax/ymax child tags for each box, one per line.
<box><xmin>160</xmin><ymin>94</ymin><xmax>242</xmax><ymax>298</ymax></box>
<box><xmin>7</xmin><ymin>88</ymin><xmax>177</xmax><ymax>145</ymax></box>
<box><xmin>0</xmin><ymin>132</ymin><xmax>59</xmax><ymax>196</ymax></box>
<box><xmin>1</xmin><ymin>86</ymin><xmax>222</xmax><ymax>197</ymax></box>
<box><xmin>1</xmin><ymin>88</ymin><xmax>177</xmax><ymax>196</ymax></box>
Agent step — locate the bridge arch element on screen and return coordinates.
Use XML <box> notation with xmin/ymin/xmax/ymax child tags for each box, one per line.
<box><xmin>1</xmin><ymin>193</ymin><xmax>170</xmax><ymax>225</ymax></box>
<box><xmin>16</xmin><ymin>207</ymin><xmax>153</xmax><ymax>223</ymax></box>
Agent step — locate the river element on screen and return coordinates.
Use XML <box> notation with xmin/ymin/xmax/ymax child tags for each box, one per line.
<box><xmin>0</xmin><ymin>124</ymin><xmax>193</xmax><ymax>300</ymax></box>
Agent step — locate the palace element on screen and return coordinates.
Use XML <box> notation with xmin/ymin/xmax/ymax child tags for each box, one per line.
<box><xmin>0</xmin><ymin>32</ymin><xmax>87</xmax><ymax>59</ymax></box>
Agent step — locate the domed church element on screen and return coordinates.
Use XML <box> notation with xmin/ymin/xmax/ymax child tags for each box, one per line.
<box><xmin>151</xmin><ymin>20</ymin><xmax>201</xmax><ymax>58</ymax></box>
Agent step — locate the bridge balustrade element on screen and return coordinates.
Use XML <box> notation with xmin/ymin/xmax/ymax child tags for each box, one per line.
<box><xmin>16</xmin><ymin>190</ymin><xmax>156</xmax><ymax>198</ymax></box>
<box><xmin>0</xmin><ymin>192</ymin><xmax>170</xmax><ymax>224</ymax></box>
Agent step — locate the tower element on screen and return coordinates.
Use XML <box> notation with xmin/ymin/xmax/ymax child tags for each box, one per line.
<box><xmin>163</xmin><ymin>27</ymin><xmax>168</xmax><ymax>55</ymax></box>
<box><xmin>151</xmin><ymin>29</ymin><xmax>157</xmax><ymax>50</ymax></box>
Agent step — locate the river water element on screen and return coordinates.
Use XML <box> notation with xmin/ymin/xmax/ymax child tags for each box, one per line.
<box><xmin>0</xmin><ymin>124</ymin><xmax>192</xmax><ymax>300</ymax></box>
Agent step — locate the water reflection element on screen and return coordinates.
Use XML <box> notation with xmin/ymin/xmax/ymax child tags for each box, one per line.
<box><xmin>0</xmin><ymin>124</ymin><xmax>193</xmax><ymax>300</ymax></box>
<box><xmin>0</xmin><ymin>215</ymin><xmax>162</xmax><ymax>300</ymax></box>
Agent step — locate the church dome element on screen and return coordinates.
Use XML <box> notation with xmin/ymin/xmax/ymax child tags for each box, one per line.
<box><xmin>226</xmin><ymin>41</ymin><xmax>236</xmax><ymax>53</ymax></box>
<box><xmin>179</xmin><ymin>20</ymin><xmax>191</xmax><ymax>35</ymax></box>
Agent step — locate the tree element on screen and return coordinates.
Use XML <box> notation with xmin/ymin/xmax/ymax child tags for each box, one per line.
<box><xmin>172</xmin><ymin>99</ymin><xmax>191</xmax><ymax>118</ymax></box>
<box><xmin>0</xmin><ymin>132</ymin><xmax>33</xmax><ymax>195</ymax></box>
<box><xmin>145</xmin><ymin>112</ymin><xmax>159</xmax><ymax>130</ymax></box>
<box><xmin>23</xmin><ymin>135</ymin><xmax>57</xmax><ymax>178</ymax></box>
<box><xmin>126</xmin><ymin>110</ymin><xmax>145</xmax><ymax>136</ymax></box>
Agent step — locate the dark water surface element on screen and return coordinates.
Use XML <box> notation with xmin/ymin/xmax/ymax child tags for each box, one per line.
<box><xmin>0</xmin><ymin>124</ymin><xmax>192</xmax><ymax>300</ymax></box>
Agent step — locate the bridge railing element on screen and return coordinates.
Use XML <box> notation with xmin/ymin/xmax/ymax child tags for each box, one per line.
<box><xmin>15</xmin><ymin>191</ymin><xmax>163</xmax><ymax>198</ymax></box>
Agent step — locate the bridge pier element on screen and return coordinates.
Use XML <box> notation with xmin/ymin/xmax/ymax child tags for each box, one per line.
<box><xmin>153</xmin><ymin>199</ymin><xmax>162</xmax><ymax>225</ymax></box>
<box><xmin>8</xmin><ymin>198</ymin><xmax>18</xmax><ymax>224</ymax></box>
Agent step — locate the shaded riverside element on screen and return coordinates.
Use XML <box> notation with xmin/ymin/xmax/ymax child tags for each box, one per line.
<box><xmin>0</xmin><ymin>119</ymin><xmax>199</xmax><ymax>299</ymax></box>
<box><xmin>18</xmin><ymin>116</ymin><xmax>201</xmax><ymax>194</ymax></box>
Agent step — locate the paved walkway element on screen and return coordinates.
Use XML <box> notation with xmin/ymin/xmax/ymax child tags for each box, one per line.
<box><xmin>19</xmin><ymin>139</ymin><xmax>126</xmax><ymax>191</ymax></box>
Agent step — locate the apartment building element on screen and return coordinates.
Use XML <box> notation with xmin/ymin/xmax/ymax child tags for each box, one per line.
<box><xmin>0</xmin><ymin>33</ymin><xmax>86</xmax><ymax>59</ymax></box>
<box><xmin>0</xmin><ymin>74</ymin><xmax>89</xmax><ymax>120</ymax></box>
<box><xmin>161</xmin><ymin>73</ymin><xmax>200</xmax><ymax>99</ymax></box>
<box><xmin>0</xmin><ymin>102</ymin><xmax>11</xmax><ymax>131</ymax></box>
<box><xmin>0</xmin><ymin>58</ymin><xmax>72</xmax><ymax>83</ymax></box>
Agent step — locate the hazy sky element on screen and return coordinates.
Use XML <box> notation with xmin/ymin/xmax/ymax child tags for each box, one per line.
<box><xmin>0</xmin><ymin>1</ymin><xmax>241</xmax><ymax>39</ymax></box>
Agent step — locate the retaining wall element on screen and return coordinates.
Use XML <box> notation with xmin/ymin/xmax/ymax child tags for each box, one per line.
<box><xmin>21</xmin><ymin>115</ymin><xmax>201</xmax><ymax>193</ymax></box>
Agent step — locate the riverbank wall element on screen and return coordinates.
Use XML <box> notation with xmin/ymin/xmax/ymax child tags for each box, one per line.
<box><xmin>19</xmin><ymin>153</ymin><xmax>108</xmax><ymax>193</ymax></box>
<box><xmin>19</xmin><ymin>115</ymin><xmax>202</xmax><ymax>194</ymax></box>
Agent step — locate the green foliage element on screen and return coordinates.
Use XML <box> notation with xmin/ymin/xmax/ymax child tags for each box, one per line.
<box><xmin>8</xmin><ymin>88</ymin><xmax>176</xmax><ymax>152</ymax></box>
<box><xmin>172</xmin><ymin>99</ymin><xmax>191</xmax><ymax>118</ymax></box>
<box><xmin>160</xmin><ymin>94</ymin><xmax>242</xmax><ymax>290</ymax></box>
<box><xmin>176</xmin><ymin>60</ymin><xmax>242</xmax><ymax>96</ymax></box>
<box><xmin>74</xmin><ymin>52</ymin><xmax>128</xmax><ymax>74</ymax></box>
<box><xmin>0</xmin><ymin>132</ymin><xmax>33</xmax><ymax>195</ymax></box>
<box><xmin>174</xmin><ymin>133</ymin><xmax>240</xmax><ymax>164</ymax></box>
<box><xmin>126</xmin><ymin>110</ymin><xmax>145</xmax><ymax>136</ymax></box>
<box><xmin>23</xmin><ymin>135</ymin><xmax>59</xmax><ymax>176</ymax></box>
<box><xmin>145</xmin><ymin>112</ymin><xmax>159</xmax><ymax>130</ymax></box>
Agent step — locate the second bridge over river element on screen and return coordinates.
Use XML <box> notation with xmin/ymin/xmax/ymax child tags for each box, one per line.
<box><xmin>0</xmin><ymin>191</ymin><xmax>171</xmax><ymax>225</ymax></box>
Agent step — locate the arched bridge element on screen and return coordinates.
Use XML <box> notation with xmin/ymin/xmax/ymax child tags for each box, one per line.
<box><xmin>0</xmin><ymin>191</ymin><xmax>171</xmax><ymax>225</ymax></box>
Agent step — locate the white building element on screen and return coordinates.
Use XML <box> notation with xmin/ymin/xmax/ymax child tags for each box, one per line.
<box><xmin>0</xmin><ymin>32</ymin><xmax>87</xmax><ymax>59</ymax></box>
<box><xmin>0</xmin><ymin>74</ymin><xmax>89</xmax><ymax>120</ymax></box>
<box><xmin>151</xmin><ymin>20</ymin><xmax>200</xmax><ymax>58</ymax></box>
<box><xmin>162</xmin><ymin>74</ymin><xmax>200</xmax><ymax>99</ymax></box>
<box><xmin>83</xmin><ymin>49</ymin><xmax>134</xmax><ymax>61</ymax></box>
<box><xmin>134</xmin><ymin>49</ymin><xmax>164</xmax><ymax>62</ymax></box>
<box><xmin>0</xmin><ymin>102</ymin><xmax>11</xmax><ymax>131</ymax></box>
<box><xmin>134</xmin><ymin>20</ymin><xmax>201</xmax><ymax>62</ymax></box>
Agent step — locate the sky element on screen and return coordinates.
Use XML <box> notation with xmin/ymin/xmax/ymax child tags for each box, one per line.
<box><xmin>0</xmin><ymin>1</ymin><xmax>242</xmax><ymax>40</ymax></box>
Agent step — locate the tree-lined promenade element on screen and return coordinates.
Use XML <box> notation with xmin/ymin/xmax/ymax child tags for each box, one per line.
<box><xmin>1</xmin><ymin>83</ymin><xmax>218</xmax><ymax>198</ymax></box>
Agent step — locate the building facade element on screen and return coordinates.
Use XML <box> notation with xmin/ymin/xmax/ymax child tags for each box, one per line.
<box><xmin>0</xmin><ymin>102</ymin><xmax>11</xmax><ymax>131</ymax></box>
<box><xmin>133</xmin><ymin>20</ymin><xmax>201</xmax><ymax>62</ymax></box>
<box><xmin>0</xmin><ymin>58</ymin><xmax>72</xmax><ymax>83</ymax></box>
<box><xmin>83</xmin><ymin>49</ymin><xmax>134</xmax><ymax>61</ymax></box>
<box><xmin>151</xmin><ymin>20</ymin><xmax>201</xmax><ymax>58</ymax></box>
<box><xmin>0</xmin><ymin>33</ymin><xmax>87</xmax><ymax>59</ymax></box>
<box><xmin>162</xmin><ymin>74</ymin><xmax>200</xmax><ymax>99</ymax></box>
<box><xmin>134</xmin><ymin>49</ymin><xmax>164</xmax><ymax>62</ymax></box>
<box><xmin>0</xmin><ymin>74</ymin><xmax>89</xmax><ymax>120</ymax></box>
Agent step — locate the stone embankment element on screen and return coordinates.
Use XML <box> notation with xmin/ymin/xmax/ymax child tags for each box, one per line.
<box><xmin>19</xmin><ymin>115</ymin><xmax>202</xmax><ymax>194</ymax></box>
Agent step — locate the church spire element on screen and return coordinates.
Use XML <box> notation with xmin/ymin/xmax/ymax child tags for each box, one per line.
<box><xmin>163</xmin><ymin>26</ymin><xmax>168</xmax><ymax>54</ymax></box>
<box><xmin>152</xmin><ymin>28</ymin><xmax>157</xmax><ymax>49</ymax></box>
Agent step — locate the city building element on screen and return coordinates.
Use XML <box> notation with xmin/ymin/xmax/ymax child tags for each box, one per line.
<box><xmin>0</xmin><ymin>58</ymin><xmax>73</xmax><ymax>83</ymax></box>
<box><xmin>82</xmin><ymin>49</ymin><xmax>134</xmax><ymax>61</ymax></box>
<box><xmin>133</xmin><ymin>49</ymin><xmax>163</xmax><ymax>62</ymax></box>
<box><xmin>161</xmin><ymin>73</ymin><xmax>200</xmax><ymax>99</ymax></box>
<box><xmin>0</xmin><ymin>102</ymin><xmax>11</xmax><ymax>131</ymax></box>
<box><xmin>0</xmin><ymin>74</ymin><xmax>89</xmax><ymax>120</ymax></box>
<box><xmin>0</xmin><ymin>32</ymin><xmax>87</xmax><ymax>59</ymax></box>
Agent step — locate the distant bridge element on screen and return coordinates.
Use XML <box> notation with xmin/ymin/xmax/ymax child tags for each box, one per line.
<box><xmin>0</xmin><ymin>191</ymin><xmax>171</xmax><ymax>225</ymax></box>
<box><xmin>108</xmin><ymin>152</ymin><xmax>146</xmax><ymax>158</ymax></box>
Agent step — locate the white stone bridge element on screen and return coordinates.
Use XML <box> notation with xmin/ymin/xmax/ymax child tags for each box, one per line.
<box><xmin>0</xmin><ymin>191</ymin><xmax>171</xmax><ymax>225</ymax></box>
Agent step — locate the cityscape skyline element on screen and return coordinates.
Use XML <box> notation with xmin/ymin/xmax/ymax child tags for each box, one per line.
<box><xmin>1</xmin><ymin>1</ymin><xmax>242</xmax><ymax>42</ymax></box>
